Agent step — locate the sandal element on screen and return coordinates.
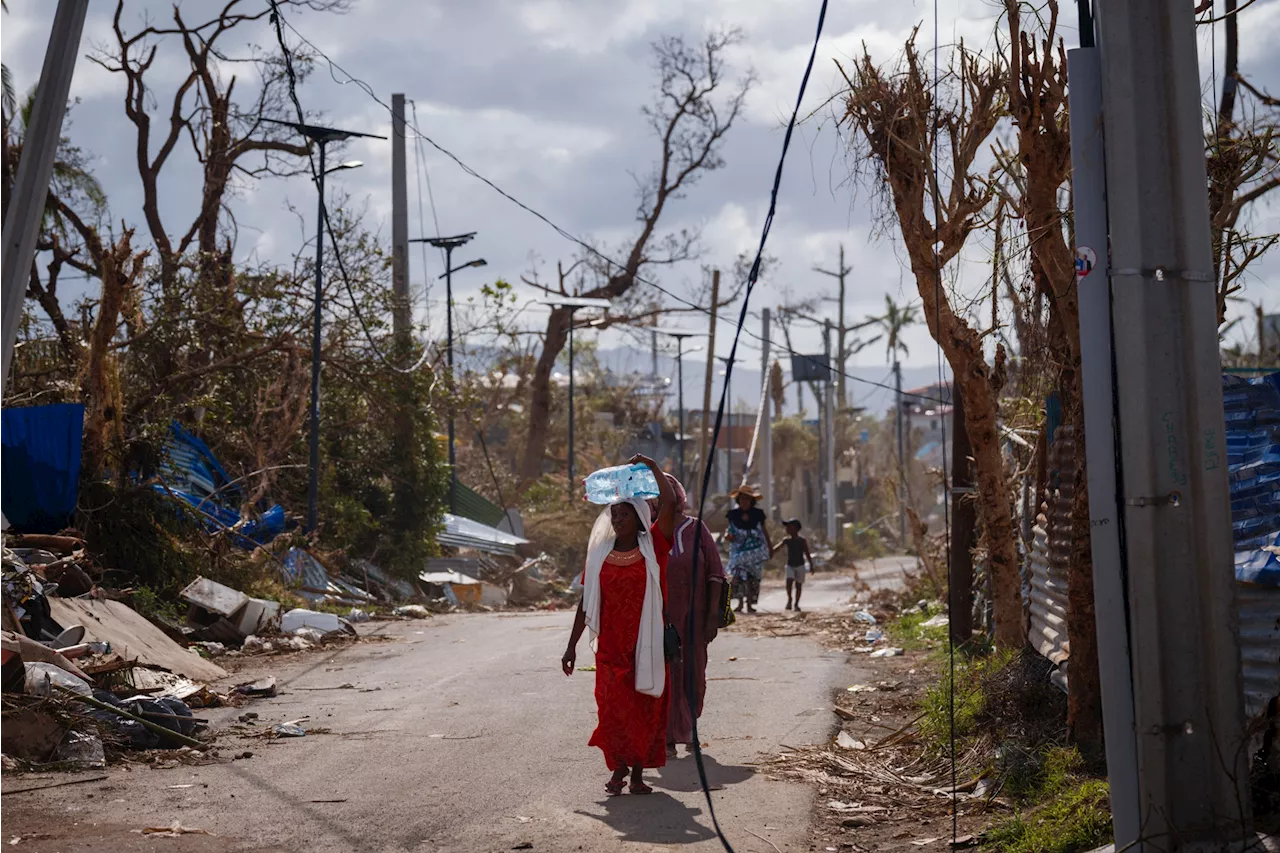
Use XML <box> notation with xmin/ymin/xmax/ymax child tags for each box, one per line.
<box><xmin>629</xmin><ymin>781</ymin><xmax>653</xmax><ymax>795</ymax></box>
<box><xmin>605</xmin><ymin>778</ymin><xmax>626</xmax><ymax>796</ymax></box>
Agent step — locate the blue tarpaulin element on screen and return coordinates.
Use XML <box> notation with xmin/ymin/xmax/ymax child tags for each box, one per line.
<box><xmin>1225</xmin><ymin>373</ymin><xmax>1280</xmax><ymax>586</ymax></box>
<box><xmin>154</xmin><ymin>421</ymin><xmax>289</xmax><ymax>550</ymax></box>
<box><xmin>1</xmin><ymin>403</ymin><xmax>85</xmax><ymax>533</ymax></box>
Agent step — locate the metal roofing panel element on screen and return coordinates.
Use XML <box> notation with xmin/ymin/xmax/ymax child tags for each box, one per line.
<box><xmin>437</xmin><ymin>513</ymin><xmax>528</xmax><ymax>556</ymax></box>
<box><xmin>1238</xmin><ymin>581</ymin><xmax>1280</xmax><ymax>721</ymax></box>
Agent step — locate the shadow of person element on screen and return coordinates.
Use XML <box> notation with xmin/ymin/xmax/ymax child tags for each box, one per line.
<box><xmin>652</xmin><ymin>753</ymin><xmax>755</xmax><ymax>793</ymax></box>
<box><xmin>575</xmin><ymin>793</ymin><xmax>716</xmax><ymax>844</ymax></box>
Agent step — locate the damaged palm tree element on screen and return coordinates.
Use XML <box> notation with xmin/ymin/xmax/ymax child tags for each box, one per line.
<box><xmin>839</xmin><ymin>36</ymin><xmax>1025</xmax><ymax>648</ymax></box>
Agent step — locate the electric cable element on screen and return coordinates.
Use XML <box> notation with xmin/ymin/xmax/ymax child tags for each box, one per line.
<box><xmin>679</xmin><ymin>2</ymin><xmax>829</xmax><ymax>850</ymax></box>
<box><xmin>270</xmin><ymin>11</ymin><xmax>947</xmax><ymax>405</ymax></box>
<box><xmin>268</xmin><ymin>1</ymin><xmax>433</xmax><ymax>375</ymax></box>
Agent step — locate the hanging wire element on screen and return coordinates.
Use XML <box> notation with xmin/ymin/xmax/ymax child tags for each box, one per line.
<box><xmin>268</xmin><ymin>11</ymin><xmax>947</xmax><ymax>406</ymax></box>
<box><xmin>931</xmin><ymin>0</ymin><xmax>959</xmax><ymax>844</ymax></box>
<box><xmin>268</xmin><ymin>1</ymin><xmax>433</xmax><ymax>375</ymax></box>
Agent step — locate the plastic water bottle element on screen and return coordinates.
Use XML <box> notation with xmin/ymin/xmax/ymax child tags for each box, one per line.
<box><xmin>583</xmin><ymin>464</ymin><xmax>660</xmax><ymax>505</ymax></box>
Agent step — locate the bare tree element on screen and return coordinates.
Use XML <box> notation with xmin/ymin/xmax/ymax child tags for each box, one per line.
<box><xmin>839</xmin><ymin>36</ymin><xmax>1026</xmax><ymax>649</ymax></box>
<box><xmin>517</xmin><ymin>29</ymin><xmax>753</xmax><ymax>486</ymax></box>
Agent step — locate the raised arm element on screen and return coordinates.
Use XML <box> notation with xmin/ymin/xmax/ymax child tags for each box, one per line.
<box><xmin>630</xmin><ymin>454</ymin><xmax>675</xmax><ymax>541</ymax></box>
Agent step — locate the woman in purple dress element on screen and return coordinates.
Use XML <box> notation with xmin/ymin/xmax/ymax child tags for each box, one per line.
<box><xmin>651</xmin><ymin>474</ymin><xmax>727</xmax><ymax>755</ymax></box>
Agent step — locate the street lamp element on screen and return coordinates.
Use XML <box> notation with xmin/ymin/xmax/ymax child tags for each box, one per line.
<box><xmin>409</xmin><ymin>233</ymin><xmax>481</xmax><ymax>514</ymax></box>
<box><xmin>538</xmin><ymin>296</ymin><xmax>611</xmax><ymax>499</ymax></box>
<box><xmin>652</xmin><ymin>328</ymin><xmax>703</xmax><ymax>484</ymax></box>
<box><xmin>324</xmin><ymin>159</ymin><xmax>363</xmax><ymax>175</ymax></box>
<box><xmin>269</xmin><ymin>119</ymin><xmax>385</xmax><ymax>534</ymax></box>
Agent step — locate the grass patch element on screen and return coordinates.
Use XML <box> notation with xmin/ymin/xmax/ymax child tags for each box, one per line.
<box><xmin>917</xmin><ymin>647</ymin><xmax>1017</xmax><ymax>747</ymax></box>
<box><xmin>888</xmin><ymin>607</ymin><xmax>950</xmax><ymax>652</ymax></box>
<box><xmin>982</xmin><ymin>747</ymin><xmax>1112</xmax><ymax>853</ymax></box>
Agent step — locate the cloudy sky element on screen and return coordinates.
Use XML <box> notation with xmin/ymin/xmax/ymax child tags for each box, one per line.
<box><xmin>6</xmin><ymin>0</ymin><xmax>1280</xmax><ymax>394</ymax></box>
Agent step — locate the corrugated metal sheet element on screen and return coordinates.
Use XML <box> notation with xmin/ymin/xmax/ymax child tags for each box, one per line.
<box><xmin>438</xmin><ymin>513</ymin><xmax>527</xmax><ymax>557</ymax></box>
<box><xmin>454</xmin><ymin>483</ymin><xmax>506</xmax><ymax>528</ymax></box>
<box><xmin>1239</xmin><ymin>582</ymin><xmax>1280</xmax><ymax>720</ymax></box>
<box><xmin>1027</xmin><ymin>427</ymin><xmax>1075</xmax><ymax>666</ymax></box>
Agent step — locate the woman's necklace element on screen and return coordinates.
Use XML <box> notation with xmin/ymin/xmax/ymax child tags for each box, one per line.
<box><xmin>609</xmin><ymin>547</ymin><xmax>643</xmax><ymax>565</ymax></box>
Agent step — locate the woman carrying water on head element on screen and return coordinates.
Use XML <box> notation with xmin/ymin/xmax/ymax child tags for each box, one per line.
<box><xmin>650</xmin><ymin>473</ymin><xmax>727</xmax><ymax>757</ymax></box>
<box><xmin>562</xmin><ymin>454</ymin><xmax>677</xmax><ymax>796</ymax></box>
<box><xmin>725</xmin><ymin>484</ymin><xmax>772</xmax><ymax>613</ymax></box>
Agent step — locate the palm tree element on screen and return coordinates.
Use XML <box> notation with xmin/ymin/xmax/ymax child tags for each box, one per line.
<box><xmin>865</xmin><ymin>294</ymin><xmax>919</xmax><ymax>366</ymax></box>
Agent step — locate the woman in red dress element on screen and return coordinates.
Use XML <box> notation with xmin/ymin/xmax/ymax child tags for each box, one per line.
<box><xmin>562</xmin><ymin>454</ymin><xmax>677</xmax><ymax>796</ymax></box>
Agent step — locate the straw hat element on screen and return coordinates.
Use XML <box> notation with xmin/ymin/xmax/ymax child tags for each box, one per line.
<box><xmin>729</xmin><ymin>483</ymin><xmax>763</xmax><ymax>501</ymax></box>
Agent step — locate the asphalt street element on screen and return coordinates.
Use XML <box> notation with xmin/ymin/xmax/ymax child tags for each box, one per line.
<box><xmin>6</xmin><ymin>604</ymin><xmax>867</xmax><ymax>853</ymax></box>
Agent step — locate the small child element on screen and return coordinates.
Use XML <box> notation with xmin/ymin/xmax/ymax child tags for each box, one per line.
<box><xmin>774</xmin><ymin>519</ymin><xmax>814</xmax><ymax>612</ymax></box>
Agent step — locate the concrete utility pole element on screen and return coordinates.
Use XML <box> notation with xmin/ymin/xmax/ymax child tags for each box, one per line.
<box><xmin>698</xmin><ymin>270</ymin><xmax>720</xmax><ymax>502</ymax></box>
<box><xmin>1097</xmin><ymin>0</ymin><xmax>1250</xmax><ymax>844</ymax></box>
<box><xmin>761</xmin><ymin>309</ymin><xmax>774</xmax><ymax>520</ymax></box>
<box><xmin>815</xmin><ymin>244</ymin><xmax>852</xmax><ymax>410</ymax></box>
<box><xmin>1</xmin><ymin>0</ymin><xmax>89</xmax><ymax>383</ymax></box>
<box><xmin>1068</xmin><ymin>29</ymin><xmax>1140</xmax><ymax>849</ymax></box>
<box><xmin>390</xmin><ymin>94</ymin><xmax>411</xmax><ymax>349</ymax></box>
<box><xmin>823</xmin><ymin>321</ymin><xmax>837</xmax><ymax>543</ymax></box>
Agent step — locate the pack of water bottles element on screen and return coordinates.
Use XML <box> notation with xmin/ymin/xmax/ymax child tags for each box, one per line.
<box><xmin>583</xmin><ymin>464</ymin><xmax>661</xmax><ymax>505</ymax></box>
<box><xmin>1224</xmin><ymin>373</ymin><xmax>1280</xmax><ymax>585</ymax></box>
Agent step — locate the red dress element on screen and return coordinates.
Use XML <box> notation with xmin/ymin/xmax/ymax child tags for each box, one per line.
<box><xmin>588</xmin><ymin>524</ymin><xmax>670</xmax><ymax>771</ymax></box>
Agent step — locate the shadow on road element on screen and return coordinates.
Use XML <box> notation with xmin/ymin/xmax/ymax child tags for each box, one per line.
<box><xmin>577</xmin><ymin>793</ymin><xmax>716</xmax><ymax>844</ymax></box>
<box><xmin>575</xmin><ymin>755</ymin><xmax>755</xmax><ymax>844</ymax></box>
<box><xmin>652</xmin><ymin>753</ymin><xmax>755</xmax><ymax>793</ymax></box>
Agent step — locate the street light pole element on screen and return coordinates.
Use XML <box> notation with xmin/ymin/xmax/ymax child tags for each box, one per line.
<box><xmin>538</xmin><ymin>297</ymin><xmax>610</xmax><ymax>499</ymax></box>
<box><xmin>269</xmin><ymin>119</ymin><xmax>384</xmax><ymax>534</ymax></box>
<box><xmin>414</xmin><ymin>233</ymin><xmax>481</xmax><ymax>515</ymax></box>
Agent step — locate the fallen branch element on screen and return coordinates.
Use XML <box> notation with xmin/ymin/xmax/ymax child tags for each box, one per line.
<box><xmin>2</xmin><ymin>774</ymin><xmax>109</xmax><ymax>795</ymax></box>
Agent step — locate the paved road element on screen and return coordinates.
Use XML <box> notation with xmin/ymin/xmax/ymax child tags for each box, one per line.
<box><xmin>7</xmin><ymin>609</ymin><xmax>864</xmax><ymax>853</ymax></box>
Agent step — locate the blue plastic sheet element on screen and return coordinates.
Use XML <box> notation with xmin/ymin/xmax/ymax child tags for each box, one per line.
<box><xmin>154</xmin><ymin>421</ymin><xmax>289</xmax><ymax>550</ymax></box>
<box><xmin>1225</xmin><ymin>373</ymin><xmax>1280</xmax><ymax>585</ymax></box>
<box><xmin>1</xmin><ymin>403</ymin><xmax>85</xmax><ymax>533</ymax></box>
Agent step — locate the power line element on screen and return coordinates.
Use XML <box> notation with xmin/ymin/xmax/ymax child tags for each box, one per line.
<box><xmin>268</xmin><ymin>1</ymin><xmax>432</xmax><ymax>375</ymax></box>
<box><xmin>270</xmin><ymin>12</ymin><xmax>948</xmax><ymax>405</ymax></box>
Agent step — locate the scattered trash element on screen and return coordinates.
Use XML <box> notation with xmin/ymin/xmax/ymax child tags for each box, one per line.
<box><xmin>238</xmin><ymin>712</ymin><xmax>259</xmax><ymax>723</ymax></box>
<box><xmin>347</xmin><ymin>608</ymin><xmax>371</xmax><ymax>623</ymax></box>
<box><xmin>835</xmin><ymin>731</ymin><xmax>866</xmax><ymax>750</ymax></box>
<box><xmin>921</xmin><ymin>613</ymin><xmax>950</xmax><ymax>629</ymax></box>
<box><xmin>728</xmin><ymin>656</ymin><xmax>738</xmax><ymax>662</ymax></box>
<box><xmin>512</xmin><ymin>844</ymin><xmax>534</xmax><ymax>851</ymax></box>
<box><xmin>191</xmin><ymin>642</ymin><xmax>227</xmax><ymax>656</ymax></box>
<box><xmin>577</xmin><ymin>666</ymin><xmax>596</xmax><ymax>672</ymax></box>
<box><xmin>842</xmin><ymin>815</ymin><xmax>876</xmax><ymax>828</ymax></box>
<box><xmin>140</xmin><ymin>821</ymin><xmax>213</xmax><ymax>837</ymax></box>
<box><xmin>51</xmin><ymin>731</ymin><xmax>105</xmax><ymax>769</ymax></box>
<box><xmin>853</xmin><ymin>610</ymin><xmax>877</xmax><ymax>625</ymax></box>
<box><xmin>845</xmin><ymin>684</ymin><xmax>877</xmax><ymax>693</ymax></box>
<box><xmin>864</xmin><ymin>628</ymin><xmax>885</xmax><ymax>643</ymax></box>
<box><xmin>393</xmin><ymin>605</ymin><xmax>431</xmax><ymax>619</ymax></box>
<box><xmin>280</xmin><ymin>608</ymin><xmax>354</xmax><ymax>636</ymax></box>
<box><xmin>951</xmin><ymin>834</ymin><xmax>977</xmax><ymax>848</ymax></box>
<box><xmin>971</xmin><ymin>777</ymin><xmax>993</xmax><ymax>799</ymax></box>
<box><xmin>911</xmin><ymin>838</ymin><xmax>941</xmax><ymax>847</ymax></box>
<box><xmin>235</xmin><ymin>676</ymin><xmax>278</xmax><ymax>698</ymax></box>
<box><xmin>272</xmin><ymin>721</ymin><xmax>306</xmax><ymax>738</ymax></box>
<box><xmin>24</xmin><ymin>662</ymin><xmax>91</xmax><ymax>697</ymax></box>
<box><xmin>869</xmin><ymin>647</ymin><xmax>904</xmax><ymax>658</ymax></box>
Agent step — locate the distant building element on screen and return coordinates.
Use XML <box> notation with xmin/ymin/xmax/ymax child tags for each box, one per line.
<box><xmin>897</xmin><ymin>381</ymin><xmax>952</xmax><ymax>467</ymax></box>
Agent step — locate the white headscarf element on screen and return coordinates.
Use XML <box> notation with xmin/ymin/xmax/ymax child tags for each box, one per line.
<box><xmin>580</xmin><ymin>497</ymin><xmax>666</xmax><ymax>698</ymax></box>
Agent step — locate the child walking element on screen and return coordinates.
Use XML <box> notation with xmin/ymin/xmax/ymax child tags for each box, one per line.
<box><xmin>774</xmin><ymin>519</ymin><xmax>814</xmax><ymax>612</ymax></box>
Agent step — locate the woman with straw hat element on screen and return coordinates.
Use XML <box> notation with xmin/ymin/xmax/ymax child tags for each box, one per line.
<box><xmin>725</xmin><ymin>484</ymin><xmax>772</xmax><ymax>613</ymax></box>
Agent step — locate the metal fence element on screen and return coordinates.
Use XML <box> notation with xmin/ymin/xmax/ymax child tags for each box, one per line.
<box><xmin>1023</xmin><ymin>383</ymin><xmax>1280</xmax><ymax>726</ymax></box>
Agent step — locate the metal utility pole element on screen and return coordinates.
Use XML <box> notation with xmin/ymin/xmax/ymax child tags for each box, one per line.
<box><xmin>653</xmin><ymin>329</ymin><xmax>700</xmax><ymax>485</ymax></box>
<box><xmin>761</xmin><ymin>309</ymin><xmax>774</xmax><ymax>520</ymax></box>
<box><xmin>1</xmin><ymin>0</ymin><xmax>89</xmax><ymax>384</ymax></box>
<box><xmin>894</xmin><ymin>360</ymin><xmax>906</xmax><ymax>546</ymax></box>
<box><xmin>539</xmin><ymin>298</ymin><xmax>611</xmax><ymax>500</ymax></box>
<box><xmin>823</xmin><ymin>321</ymin><xmax>837</xmax><ymax>542</ymax></box>
<box><xmin>414</xmin><ymin>233</ymin><xmax>485</xmax><ymax>514</ymax></box>
<box><xmin>717</xmin><ymin>355</ymin><xmax>737</xmax><ymax>491</ymax></box>
<box><xmin>698</xmin><ymin>270</ymin><xmax>721</xmax><ymax>500</ymax></box>
<box><xmin>272</xmin><ymin>119</ymin><xmax>384</xmax><ymax>533</ymax></box>
<box><xmin>391</xmin><ymin>94</ymin><xmax>410</xmax><ymax>349</ymax></box>
<box><xmin>815</xmin><ymin>244</ymin><xmax>852</xmax><ymax>410</ymax></box>
<box><xmin>1097</xmin><ymin>0</ymin><xmax>1250</xmax><ymax>843</ymax></box>
<box><xmin>1068</xmin><ymin>29</ymin><xmax>1140</xmax><ymax>849</ymax></box>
